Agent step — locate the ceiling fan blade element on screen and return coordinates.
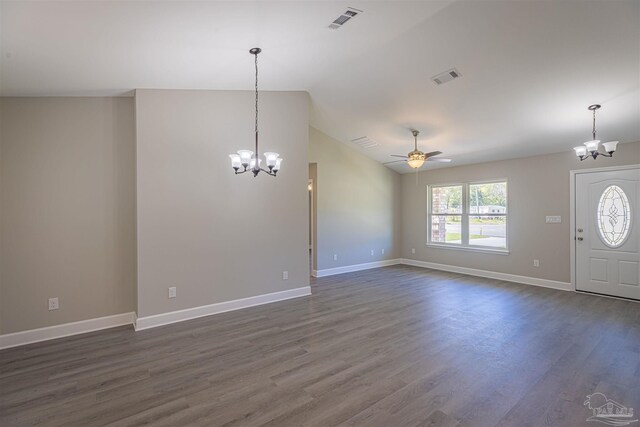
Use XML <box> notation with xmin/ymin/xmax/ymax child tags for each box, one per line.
<box><xmin>424</xmin><ymin>151</ymin><xmax>442</xmax><ymax>158</ymax></box>
<box><xmin>383</xmin><ymin>160</ymin><xmax>407</xmax><ymax>165</ymax></box>
<box><xmin>390</xmin><ymin>154</ymin><xmax>409</xmax><ymax>158</ymax></box>
<box><xmin>426</xmin><ymin>157</ymin><xmax>452</xmax><ymax>163</ymax></box>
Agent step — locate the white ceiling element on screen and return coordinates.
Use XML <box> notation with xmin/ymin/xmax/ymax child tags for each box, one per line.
<box><xmin>2</xmin><ymin>1</ymin><xmax>639</xmax><ymax>173</ymax></box>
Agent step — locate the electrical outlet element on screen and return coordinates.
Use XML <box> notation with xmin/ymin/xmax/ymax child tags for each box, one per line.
<box><xmin>48</xmin><ymin>297</ymin><xmax>59</xmax><ymax>311</ymax></box>
<box><xmin>381</xmin><ymin>249</ymin><xmax>385</xmax><ymax>255</ymax></box>
<box><xmin>371</xmin><ymin>249</ymin><xmax>374</xmax><ymax>256</ymax></box>
<box><xmin>168</xmin><ymin>286</ymin><xmax>177</xmax><ymax>298</ymax></box>
<box><xmin>411</xmin><ymin>248</ymin><xmax>416</xmax><ymax>254</ymax></box>
<box><xmin>282</xmin><ymin>271</ymin><xmax>289</xmax><ymax>280</ymax></box>
<box><xmin>333</xmin><ymin>254</ymin><xmax>338</xmax><ymax>261</ymax></box>
<box><xmin>533</xmin><ymin>260</ymin><xmax>540</xmax><ymax>268</ymax></box>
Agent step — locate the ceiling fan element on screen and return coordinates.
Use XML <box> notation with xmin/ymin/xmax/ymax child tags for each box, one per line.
<box><xmin>384</xmin><ymin>130</ymin><xmax>452</xmax><ymax>169</ymax></box>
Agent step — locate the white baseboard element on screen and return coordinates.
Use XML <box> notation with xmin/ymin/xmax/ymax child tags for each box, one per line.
<box><xmin>400</xmin><ymin>258</ymin><xmax>572</xmax><ymax>291</ymax></box>
<box><xmin>0</xmin><ymin>287</ymin><xmax>312</xmax><ymax>348</ymax></box>
<box><xmin>0</xmin><ymin>312</ymin><xmax>136</xmax><ymax>350</ymax></box>
<box><xmin>310</xmin><ymin>257</ymin><xmax>570</xmax><ymax>291</ymax></box>
<box><xmin>0</xmin><ymin>259</ymin><xmax>570</xmax><ymax>349</ymax></box>
<box><xmin>312</xmin><ymin>259</ymin><xmax>401</xmax><ymax>278</ymax></box>
<box><xmin>134</xmin><ymin>286</ymin><xmax>311</xmax><ymax>331</ymax></box>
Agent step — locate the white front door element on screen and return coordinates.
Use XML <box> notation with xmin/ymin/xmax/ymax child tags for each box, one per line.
<box><xmin>575</xmin><ymin>167</ymin><xmax>639</xmax><ymax>300</ymax></box>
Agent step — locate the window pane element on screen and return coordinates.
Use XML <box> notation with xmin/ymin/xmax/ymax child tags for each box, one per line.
<box><xmin>431</xmin><ymin>186</ymin><xmax>463</xmax><ymax>214</ymax></box>
<box><xmin>597</xmin><ymin>185</ymin><xmax>631</xmax><ymax>248</ymax></box>
<box><xmin>469</xmin><ymin>216</ymin><xmax>506</xmax><ymax>248</ymax></box>
<box><xmin>469</xmin><ymin>182</ymin><xmax>507</xmax><ymax>214</ymax></box>
<box><xmin>431</xmin><ymin>215</ymin><xmax>462</xmax><ymax>244</ymax></box>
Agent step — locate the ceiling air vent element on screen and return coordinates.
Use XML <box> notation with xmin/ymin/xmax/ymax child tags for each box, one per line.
<box><xmin>432</xmin><ymin>68</ymin><xmax>462</xmax><ymax>85</ymax></box>
<box><xmin>351</xmin><ymin>136</ymin><xmax>378</xmax><ymax>149</ymax></box>
<box><xmin>329</xmin><ymin>7</ymin><xmax>362</xmax><ymax>29</ymax></box>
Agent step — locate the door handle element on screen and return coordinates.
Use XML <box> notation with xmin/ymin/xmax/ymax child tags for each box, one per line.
<box><xmin>577</xmin><ymin>237</ymin><xmax>584</xmax><ymax>241</ymax></box>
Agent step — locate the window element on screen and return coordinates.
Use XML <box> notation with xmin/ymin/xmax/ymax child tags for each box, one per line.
<box><xmin>597</xmin><ymin>185</ymin><xmax>631</xmax><ymax>248</ymax></box>
<box><xmin>428</xmin><ymin>181</ymin><xmax>507</xmax><ymax>252</ymax></box>
<box><xmin>429</xmin><ymin>185</ymin><xmax>463</xmax><ymax>244</ymax></box>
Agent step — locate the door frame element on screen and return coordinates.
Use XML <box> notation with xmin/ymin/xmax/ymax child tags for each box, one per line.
<box><xmin>308</xmin><ymin>178</ymin><xmax>315</xmax><ymax>274</ymax></box>
<box><xmin>569</xmin><ymin>163</ymin><xmax>640</xmax><ymax>293</ymax></box>
<box><xmin>309</xmin><ymin>179</ymin><xmax>314</xmax><ymax>251</ymax></box>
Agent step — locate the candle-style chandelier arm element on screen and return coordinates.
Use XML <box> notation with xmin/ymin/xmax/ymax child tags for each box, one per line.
<box><xmin>260</xmin><ymin>168</ymin><xmax>278</xmax><ymax>177</ymax></box>
<box><xmin>576</xmin><ymin>150</ymin><xmax>614</xmax><ymax>161</ymax></box>
<box><xmin>231</xmin><ymin>167</ymin><xmax>278</xmax><ymax>177</ymax></box>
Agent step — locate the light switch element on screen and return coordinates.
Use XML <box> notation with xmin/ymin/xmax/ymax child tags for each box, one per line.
<box><xmin>545</xmin><ymin>216</ymin><xmax>561</xmax><ymax>224</ymax></box>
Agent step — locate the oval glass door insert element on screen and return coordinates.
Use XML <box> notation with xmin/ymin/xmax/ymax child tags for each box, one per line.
<box><xmin>597</xmin><ymin>185</ymin><xmax>631</xmax><ymax>248</ymax></box>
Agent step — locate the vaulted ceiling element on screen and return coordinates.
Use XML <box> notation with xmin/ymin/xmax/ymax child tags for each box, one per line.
<box><xmin>2</xmin><ymin>1</ymin><xmax>638</xmax><ymax>172</ymax></box>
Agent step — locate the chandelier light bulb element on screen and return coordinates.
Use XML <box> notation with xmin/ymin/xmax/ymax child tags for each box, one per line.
<box><xmin>263</xmin><ymin>152</ymin><xmax>279</xmax><ymax>168</ymax></box>
<box><xmin>249</xmin><ymin>157</ymin><xmax>262</xmax><ymax>170</ymax></box>
<box><xmin>273</xmin><ymin>157</ymin><xmax>283</xmax><ymax>172</ymax></box>
<box><xmin>229</xmin><ymin>154</ymin><xmax>242</xmax><ymax>170</ymax></box>
<box><xmin>237</xmin><ymin>150</ymin><xmax>253</xmax><ymax>167</ymax></box>
<box><xmin>602</xmin><ymin>141</ymin><xmax>618</xmax><ymax>153</ymax></box>
<box><xmin>583</xmin><ymin>140</ymin><xmax>600</xmax><ymax>152</ymax></box>
<box><xmin>573</xmin><ymin>146</ymin><xmax>587</xmax><ymax>157</ymax></box>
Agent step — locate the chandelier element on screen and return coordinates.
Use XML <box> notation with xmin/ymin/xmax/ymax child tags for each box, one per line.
<box><xmin>573</xmin><ymin>104</ymin><xmax>618</xmax><ymax>160</ymax></box>
<box><xmin>229</xmin><ymin>48</ymin><xmax>282</xmax><ymax>177</ymax></box>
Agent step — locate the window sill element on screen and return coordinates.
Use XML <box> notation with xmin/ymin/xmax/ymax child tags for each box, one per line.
<box><xmin>425</xmin><ymin>243</ymin><xmax>510</xmax><ymax>255</ymax></box>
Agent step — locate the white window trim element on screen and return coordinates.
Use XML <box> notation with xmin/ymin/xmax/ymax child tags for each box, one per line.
<box><xmin>427</xmin><ymin>180</ymin><xmax>509</xmax><ymax>254</ymax></box>
<box><xmin>425</xmin><ymin>243</ymin><xmax>510</xmax><ymax>255</ymax></box>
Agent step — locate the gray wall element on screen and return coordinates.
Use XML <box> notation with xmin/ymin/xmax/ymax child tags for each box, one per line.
<box><xmin>135</xmin><ymin>90</ymin><xmax>309</xmax><ymax>318</ymax></box>
<box><xmin>401</xmin><ymin>141</ymin><xmax>640</xmax><ymax>283</ymax></box>
<box><xmin>309</xmin><ymin>127</ymin><xmax>401</xmax><ymax>271</ymax></box>
<box><xmin>2</xmin><ymin>93</ymin><xmax>635</xmax><ymax>334</ymax></box>
<box><xmin>0</xmin><ymin>98</ymin><xmax>136</xmax><ymax>334</ymax></box>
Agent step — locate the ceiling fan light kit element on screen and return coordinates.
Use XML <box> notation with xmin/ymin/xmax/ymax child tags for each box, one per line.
<box><xmin>229</xmin><ymin>47</ymin><xmax>283</xmax><ymax>177</ymax></box>
<box><xmin>407</xmin><ymin>130</ymin><xmax>426</xmax><ymax>169</ymax></box>
<box><xmin>573</xmin><ymin>104</ymin><xmax>618</xmax><ymax>161</ymax></box>
<box><xmin>384</xmin><ymin>130</ymin><xmax>451</xmax><ymax>169</ymax></box>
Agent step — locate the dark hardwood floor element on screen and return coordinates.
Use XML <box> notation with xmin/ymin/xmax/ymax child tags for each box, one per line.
<box><xmin>1</xmin><ymin>265</ymin><xmax>639</xmax><ymax>426</ymax></box>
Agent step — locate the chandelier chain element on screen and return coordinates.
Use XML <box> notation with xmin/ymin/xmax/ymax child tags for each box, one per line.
<box><xmin>592</xmin><ymin>108</ymin><xmax>596</xmax><ymax>141</ymax></box>
<box><xmin>255</xmin><ymin>52</ymin><xmax>259</xmax><ymax>136</ymax></box>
